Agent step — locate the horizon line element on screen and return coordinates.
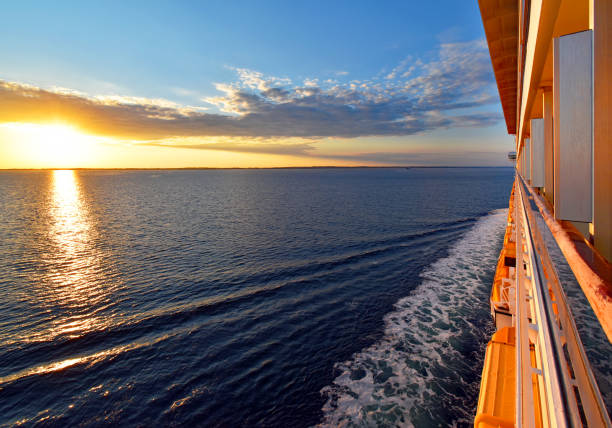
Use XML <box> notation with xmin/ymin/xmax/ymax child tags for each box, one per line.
<box><xmin>0</xmin><ymin>165</ymin><xmax>515</xmax><ymax>171</ymax></box>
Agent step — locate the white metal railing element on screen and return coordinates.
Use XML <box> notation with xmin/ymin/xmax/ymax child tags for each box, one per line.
<box><xmin>514</xmin><ymin>175</ymin><xmax>611</xmax><ymax>428</ymax></box>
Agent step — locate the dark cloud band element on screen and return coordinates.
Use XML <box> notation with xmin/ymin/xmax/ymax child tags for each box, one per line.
<box><xmin>0</xmin><ymin>40</ymin><xmax>500</xmax><ymax>142</ymax></box>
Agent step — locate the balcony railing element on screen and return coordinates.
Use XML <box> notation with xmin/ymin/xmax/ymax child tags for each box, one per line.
<box><xmin>514</xmin><ymin>175</ymin><xmax>610</xmax><ymax>427</ymax></box>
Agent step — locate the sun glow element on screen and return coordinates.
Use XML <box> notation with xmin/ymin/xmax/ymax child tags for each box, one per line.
<box><xmin>0</xmin><ymin>122</ymin><xmax>109</xmax><ymax>168</ymax></box>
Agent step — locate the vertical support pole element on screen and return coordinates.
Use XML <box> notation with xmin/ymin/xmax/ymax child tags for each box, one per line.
<box><xmin>592</xmin><ymin>0</ymin><xmax>612</xmax><ymax>261</ymax></box>
<box><xmin>528</xmin><ymin>119</ymin><xmax>533</xmax><ymax>184</ymax></box>
<box><xmin>542</xmin><ymin>88</ymin><xmax>554</xmax><ymax>204</ymax></box>
<box><xmin>531</xmin><ymin>118</ymin><xmax>545</xmax><ymax>188</ymax></box>
<box><xmin>524</xmin><ymin>138</ymin><xmax>531</xmax><ymax>183</ymax></box>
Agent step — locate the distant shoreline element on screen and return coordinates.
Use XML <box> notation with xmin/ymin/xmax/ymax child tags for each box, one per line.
<box><xmin>0</xmin><ymin>166</ymin><xmax>515</xmax><ymax>171</ymax></box>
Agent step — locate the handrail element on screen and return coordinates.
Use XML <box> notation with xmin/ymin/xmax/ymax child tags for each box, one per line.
<box><xmin>517</xmin><ymin>175</ymin><xmax>573</xmax><ymax>427</ymax></box>
<box><xmin>515</xmin><ymin>178</ymin><xmax>531</xmax><ymax>427</ymax></box>
<box><xmin>526</xmin><ymin>186</ymin><xmax>612</xmax><ymax>343</ymax></box>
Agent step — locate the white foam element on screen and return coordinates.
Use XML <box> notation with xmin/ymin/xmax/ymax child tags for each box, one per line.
<box><xmin>319</xmin><ymin>209</ymin><xmax>507</xmax><ymax>427</ymax></box>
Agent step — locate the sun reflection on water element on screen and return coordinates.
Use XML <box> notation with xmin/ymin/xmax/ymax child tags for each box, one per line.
<box><xmin>50</xmin><ymin>170</ymin><xmax>91</xmax><ymax>286</ymax></box>
<box><xmin>52</xmin><ymin>171</ymin><xmax>87</xmax><ymax>251</ymax></box>
<box><xmin>43</xmin><ymin>170</ymin><xmax>110</xmax><ymax>339</ymax></box>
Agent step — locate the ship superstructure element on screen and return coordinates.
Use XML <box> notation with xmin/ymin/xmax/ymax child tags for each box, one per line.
<box><xmin>476</xmin><ymin>1</ymin><xmax>612</xmax><ymax>427</ymax></box>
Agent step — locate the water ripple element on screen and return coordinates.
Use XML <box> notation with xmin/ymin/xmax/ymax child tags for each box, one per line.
<box><xmin>0</xmin><ymin>168</ymin><xmax>516</xmax><ymax>427</ymax></box>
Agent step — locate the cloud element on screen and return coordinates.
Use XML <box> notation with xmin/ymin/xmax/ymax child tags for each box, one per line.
<box><xmin>141</xmin><ymin>138</ymin><xmax>315</xmax><ymax>156</ymax></box>
<box><xmin>0</xmin><ymin>40</ymin><xmax>499</xmax><ymax>144</ymax></box>
<box><xmin>136</xmin><ymin>138</ymin><xmax>507</xmax><ymax>166</ymax></box>
<box><xmin>385</xmin><ymin>56</ymin><xmax>412</xmax><ymax>80</ymax></box>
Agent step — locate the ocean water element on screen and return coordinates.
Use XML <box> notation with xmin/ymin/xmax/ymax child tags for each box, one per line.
<box><xmin>0</xmin><ymin>167</ymin><xmax>517</xmax><ymax>426</ymax></box>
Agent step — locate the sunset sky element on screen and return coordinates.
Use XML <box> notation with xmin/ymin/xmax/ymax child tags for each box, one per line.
<box><xmin>0</xmin><ymin>1</ymin><xmax>513</xmax><ymax>168</ymax></box>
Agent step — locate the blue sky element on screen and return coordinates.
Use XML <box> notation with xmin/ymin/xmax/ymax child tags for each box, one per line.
<box><xmin>0</xmin><ymin>1</ymin><xmax>514</xmax><ymax>167</ymax></box>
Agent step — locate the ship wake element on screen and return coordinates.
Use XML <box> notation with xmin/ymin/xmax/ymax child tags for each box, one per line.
<box><xmin>319</xmin><ymin>209</ymin><xmax>507</xmax><ymax>427</ymax></box>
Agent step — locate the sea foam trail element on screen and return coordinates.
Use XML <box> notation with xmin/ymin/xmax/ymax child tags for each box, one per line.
<box><xmin>319</xmin><ymin>209</ymin><xmax>507</xmax><ymax>427</ymax></box>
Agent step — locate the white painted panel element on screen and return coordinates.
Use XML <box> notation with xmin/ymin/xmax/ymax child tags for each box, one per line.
<box><xmin>531</xmin><ymin>119</ymin><xmax>545</xmax><ymax>187</ymax></box>
<box><xmin>524</xmin><ymin>139</ymin><xmax>531</xmax><ymax>181</ymax></box>
<box><xmin>553</xmin><ymin>31</ymin><xmax>593</xmax><ymax>222</ymax></box>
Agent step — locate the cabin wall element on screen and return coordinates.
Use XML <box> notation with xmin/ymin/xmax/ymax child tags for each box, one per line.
<box><xmin>512</xmin><ymin>0</ymin><xmax>612</xmax><ymax>263</ymax></box>
<box><xmin>489</xmin><ymin>0</ymin><xmax>609</xmax><ymax>263</ymax></box>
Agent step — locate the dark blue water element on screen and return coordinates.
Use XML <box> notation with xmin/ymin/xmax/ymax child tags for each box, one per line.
<box><xmin>0</xmin><ymin>167</ymin><xmax>514</xmax><ymax>427</ymax></box>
